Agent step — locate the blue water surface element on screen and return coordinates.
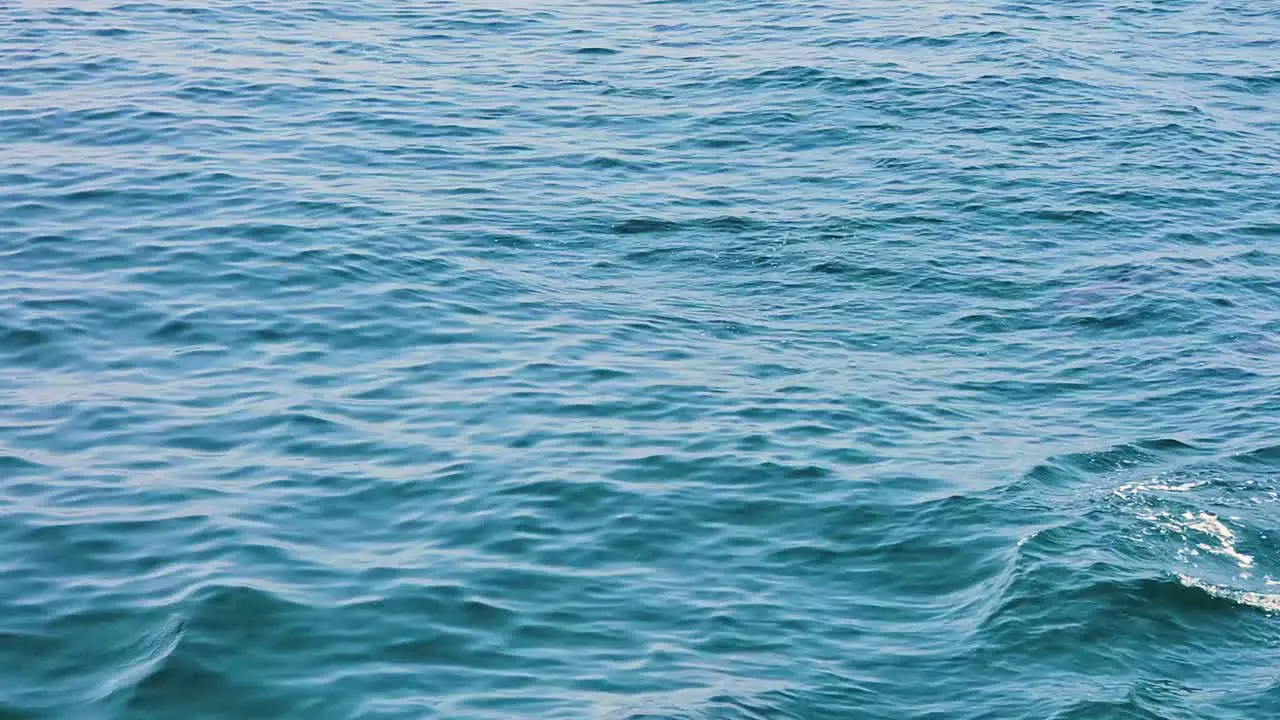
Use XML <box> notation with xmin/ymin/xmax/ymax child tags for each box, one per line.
<box><xmin>2</xmin><ymin>1</ymin><xmax>1280</xmax><ymax>718</ymax></box>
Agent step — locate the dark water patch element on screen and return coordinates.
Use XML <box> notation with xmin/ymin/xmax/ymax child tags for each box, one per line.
<box><xmin>610</xmin><ymin>215</ymin><xmax>765</xmax><ymax>236</ymax></box>
<box><xmin>721</xmin><ymin>65</ymin><xmax>897</xmax><ymax>94</ymax></box>
<box><xmin>0</xmin><ymin>454</ymin><xmax>46</xmax><ymax>473</ymax></box>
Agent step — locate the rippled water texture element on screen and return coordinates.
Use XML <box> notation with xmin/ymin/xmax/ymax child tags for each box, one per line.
<box><xmin>3</xmin><ymin>1</ymin><xmax>1280</xmax><ymax>717</ymax></box>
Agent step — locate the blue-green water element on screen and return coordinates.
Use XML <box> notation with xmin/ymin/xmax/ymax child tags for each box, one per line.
<box><xmin>2</xmin><ymin>1</ymin><xmax>1279</xmax><ymax>717</ymax></box>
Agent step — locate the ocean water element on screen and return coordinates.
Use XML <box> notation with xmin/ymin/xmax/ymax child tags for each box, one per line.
<box><xmin>2</xmin><ymin>0</ymin><xmax>1279</xmax><ymax>717</ymax></box>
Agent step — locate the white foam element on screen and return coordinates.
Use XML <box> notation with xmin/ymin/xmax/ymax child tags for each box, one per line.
<box><xmin>1119</xmin><ymin>478</ymin><xmax>1256</xmax><ymax>572</ymax></box>
<box><xmin>1177</xmin><ymin>573</ymin><xmax>1280</xmax><ymax>613</ymax></box>
<box><xmin>1113</xmin><ymin>479</ymin><xmax>1204</xmax><ymax>496</ymax></box>
<box><xmin>1181</xmin><ymin>511</ymin><xmax>1254</xmax><ymax>569</ymax></box>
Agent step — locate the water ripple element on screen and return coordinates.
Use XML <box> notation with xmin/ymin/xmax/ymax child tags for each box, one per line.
<box><xmin>2</xmin><ymin>0</ymin><xmax>1279</xmax><ymax>717</ymax></box>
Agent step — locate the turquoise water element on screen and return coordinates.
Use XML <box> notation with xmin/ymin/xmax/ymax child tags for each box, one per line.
<box><xmin>2</xmin><ymin>0</ymin><xmax>1279</xmax><ymax>717</ymax></box>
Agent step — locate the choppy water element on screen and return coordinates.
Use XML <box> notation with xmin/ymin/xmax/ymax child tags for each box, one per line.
<box><xmin>2</xmin><ymin>0</ymin><xmax>1279</xmax><ymax>717</ymax></box>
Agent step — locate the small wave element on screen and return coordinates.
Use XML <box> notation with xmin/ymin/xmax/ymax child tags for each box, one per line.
<box><xmin>87</xmin><ymin>609</ymin><xmax>186</xmax><ymax>702</ymax></box>
<box><xmin>1176</xmin><ymin>574</ymin><xmax>1280</xmax><ymax>614</ymax></box>
<box><xmin>589</xmin><ymin>678</ymin><xmax>793</xmax><ymax>720</ymax></box>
